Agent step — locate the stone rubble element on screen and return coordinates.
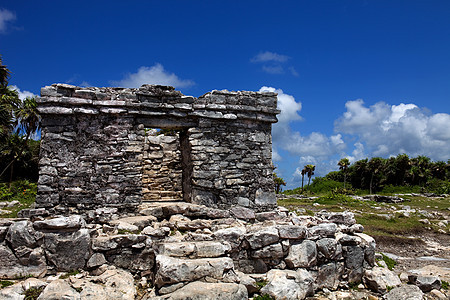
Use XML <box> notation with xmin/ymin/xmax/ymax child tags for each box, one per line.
<box><xmin>0</xmin><ymin>202</ymin><xmax>449</xmax><ymax>299</ymax></box>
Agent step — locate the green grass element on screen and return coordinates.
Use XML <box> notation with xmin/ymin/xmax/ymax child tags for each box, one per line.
<box><xmin>356</xmin><ymin>213</ymin><xmax>424</xmax><ymax>236</ymax></box>
<box><xmin>442</xmin><ymin>280</ymin><xmax>449</xmax><ymax>290</ymax></box>
<box><xmin>377</xmin><ymin>253</ymin><xmax>397</xmax><ymax>270</ymax></box>
<box><xmin>23</xmin><ymin>286</ymin><xmax>44</xmax><ymax>300</ymax></box>
<box><xmin>59</xmin><ymin>270</ymin><xmax>80</xmax><ymax>279</ymax></box>
<box><xmin>0</xmin><ymin>280</ymin><xmax>14</xmax><ymax>289</ymax></box>
<box><xmin>0</xmin><ymin>180</ymin><xmax>37</xmax><ymax>218</ymax></box>
<box><xmin>254</xmin><ymin>295</ymin><xmax>275</xmax><ymax>300</ymax></box>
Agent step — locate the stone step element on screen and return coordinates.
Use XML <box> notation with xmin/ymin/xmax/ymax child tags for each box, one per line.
<box><xmin>154</xmin><ymin>255</ymin><xmax>237</xmax><ymax>288</ymax></box>
<box><xmin>157</xmin><ymin>241</ymin><xmax>231</xmax><ymax>258</ymax></box>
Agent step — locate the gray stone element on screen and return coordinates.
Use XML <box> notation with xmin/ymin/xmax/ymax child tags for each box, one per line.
<box><xmin>87</xmin><ymin>253</ymin><xmax>107</xmax><ymax>268</ymax></box>
<box><xmin>285</xmin><ymin>240</ymin><xmax>317</xmax><ymax>268</ymax></box>
<box><xmin>230</xmin><ymin>206</ymin><xmax>255</xmax><ymax>221</ymax></box>
<box><xmin>260</xmin><ymin>269</ymin><xmax>314</xmax><ymax>300</ymax></box>
<box><xmin>277</xmin><ymin>225</ymin><xmax>307</xmax><ymax>239</ymax></box>
<box><xmin>316</xmin><ymin>262</ymin><xmax>340</xmax><ymax>290</ymax></box>
<box><xmin>250</xmin><ymin>243</ymin><xmax>284</xmax><ymax>259</ymax></box>
<box><xmin>214</xmin><ymin>226</ymin><xmax>246</xmax><ymax>249</ymax></box>
<box><xmin>363</xmin><ymin>266</ymin><xmax>402</xmax><ymax>293</ymax></box>
<box><xmin>33</xmin><ymin>215</ymin><xmax>85</xmax><ymax>231</ymax></box>
<box><xmin>343</xmin><ymin>245</ymin><xmax>365</xmax><ymax>283</ymax></box>
<box><xmin>36</xmin><ymin>279</ymin><xmax>80</xmax><ymax>300</ymax></box>
<box><xmin>408</xmin><ymin>274</ymin><xmax>441</xmax><ymax>292</ymax></box>
<box><xmin>154</xmin><ymin>255</ymin><xmax>236</xmax><ymax>287</ymax></box>
<box><xmin>73</xmin><ymin>267</ymin><xmax>136</xmax><ymax>300</ymax></box>
<box><xmin>44</xmin><ymin>229</ymin><xmax>90</xmax><ymax>271</ymax></box>
<box><xmin>384</xmin><ymin>285</ymin><xmax>424</xmax><ymax>300</ymax></box>
<box><xmin>308</xmin><ymin>223</ymin><xmax>337</xmax><ymax>238</ymax></box>
<box><xmin>0</xmin><ymin>245</ymin><xmax>47</xmax><ymax>279</ymax></box>
<box><xmin>6</xmin><ymin>220</ymin><xmax>38</xmax><ymax>249</ymax></box>
<box><xmin>245</xmin><ymin>226</ymin><xmax>279</xmax><ymax>249</ymax></box>
<box><xmin>316</xmin><ymin>238</ymin><xmax>340</xmax><ymax>259</ymax></box>
<box><xmin>152</xmin><ymin>281</ymin><xmax>248</xmax><ymax>300</ymax></box>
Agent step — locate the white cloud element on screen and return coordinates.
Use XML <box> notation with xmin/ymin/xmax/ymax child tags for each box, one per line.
<box><xmin>112</xmin><ymin>63</ymin><xmax>194</xmax><ymax>88</ymax></box>
<box><xmin>262</xmin><ymin>65</ymin><xmax>284</xmax><ymax>74</ymax></box>
<box><xmin>335</xmin><ymin>99</ymin><xmax>450</xmax><ymax>161</ymax></box>
<box><xmin>0</xmin><ymin>8</ymin><xmax>15</xmax><ymax>33</ymax></box>
<box><xmin>259</xmin><ymin>86</ymin><xmax>302</xmax><ymax>124</ymax></box>
<box><xmin>272</xmin><ymin>148</ymin><xmax>282</xmax><ymax>162</ymax></box>
<box><xmin>251</xmin><ymin>51</ymin><xmax>290</xmax><ymax>63</ymax></box>
<box><xmin>289</xmin><ymin>67</ymin><xmax>299</xmax><ymax>77</ymax></box>
<box><xmin>10</xmin><ymin>85</ymin><xmax>36</xmax><ymax>100</ymax></box>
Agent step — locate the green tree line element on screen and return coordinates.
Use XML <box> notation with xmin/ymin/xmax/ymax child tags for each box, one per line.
<box><xmin>327</xmin><ymin>154</ymin><xmax>449</xmax><ymax>194</ymax></box>
<box><xmin>0</xmin><ymin>55</ymin><xmax>40</xmax><ymax>184</ymax></box>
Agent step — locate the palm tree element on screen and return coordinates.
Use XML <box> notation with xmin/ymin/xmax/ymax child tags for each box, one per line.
<box><xmin>301</xmin><ymin>167</ymin><xmax>307</xmax><ymax>192</ymax></box>
<box><xmin>306</xmin><ymin>164</ymin><xmax>315</xmax><ymax>188</ymax></box>
<box><xmin>273</xmin><ymin>173</ymin><xmax>286</xmax><ymax>194</ymax></box>
<box><xmin>338</xmin><ymin>158</ymin><xmax>350</xmax><ymax>189</ymax></box>
<box><xmin>368</xmin><ymin>157</ymin><xmax>384</xmax><ymax>194</ymax></box>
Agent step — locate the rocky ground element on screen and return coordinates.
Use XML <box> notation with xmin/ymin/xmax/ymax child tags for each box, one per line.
<box><xmin>0</xmin><ymin>194</ymin><xmax>448</xmax><ymax>299</ymax></box>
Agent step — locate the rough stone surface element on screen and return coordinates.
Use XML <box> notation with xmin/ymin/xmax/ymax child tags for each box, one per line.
<box><xmin>151</xmin><ymin>281</ymin><xmax>248</xmax><ymax>300</ymax></box>
<box><xmin>384</xmin><ymin>285</ymin><xmax>424</xmax><ymax>300</ymax></box>
<box><xmin>260</xmin><ymin>269</ymin><xmax>314</xmax><ymax>300</ymax></box>
<box><xmin>363</xmin><ymin>266</ymin><xmax>402</xmax><ymax>293</ymax></box>
<box><xmin>44</xmin><ymin>229</ymin><xmax>90</xmax><ymax>271</ymax></box>
<box><xmin>36</xmin><ymin>84</ymin><xmax>280</xmax><ymax>213</ymax></box>
<box><xmin>154</xmin><ymin>255</ymin><xmax>235</xmax><ymax>287</ymax></box>
<box><xmin>285</xmin><ymin>240</ymin><xmax>317</xmax><ymax>268</ymax></box>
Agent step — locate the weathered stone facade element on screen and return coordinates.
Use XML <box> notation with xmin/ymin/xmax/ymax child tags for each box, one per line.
<box><xmin>36</xmin><ymin>84</ymin><xmax>279</xmax><ymax>213</ymax></box>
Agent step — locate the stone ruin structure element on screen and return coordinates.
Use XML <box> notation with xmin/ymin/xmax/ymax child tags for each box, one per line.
<box><xmin>0</xmin><ymin>83</ymin><xmax>404</xmax><ymax>300</ymax></box>
<box><xmin>35</xmin><ymin>84</ymin><xmax>279</xmax><ymax>214</ymax></box>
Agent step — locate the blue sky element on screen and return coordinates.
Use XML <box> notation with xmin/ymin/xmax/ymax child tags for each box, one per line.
<box><xmin>1</xmin><ymin>1</ymin><xmax>449</xmax><ymax>188</ymax></box>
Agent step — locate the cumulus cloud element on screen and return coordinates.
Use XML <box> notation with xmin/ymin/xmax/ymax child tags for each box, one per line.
<box><xmin>112</xmin><ymin>63</ymin><xmax>194</xmax><ymax>88</ymax></box>
<box><xmin>251</xmin><ymin>51</ymin><xmax>298</xmax><ymax>75</ymax></box>
<box><xmin>335</xmin><ymin>99</ymin><xmax>450</xmax><ymax>161</ymax></box>
<box><xmin>262</xmin><ymin>65</ymin><xmax>284</xmax><ymax>74</ymax></box>
<box><xmin>0</xmin><ymin>8</ymin><xmax>15</xmax><ymax>33</ymax></box>
<box><xmin>10</xmin><ymin>85</ymin><xmax>36</xmax><ymax>100</ymax></box>
<box><xmin>251</xmin><ymin>51</ymin><xmax>290</xmax><ymax>63</ymax></box>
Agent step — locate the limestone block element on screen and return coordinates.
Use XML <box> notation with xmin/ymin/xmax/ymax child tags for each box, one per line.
<box><xmin>316</xmin><ymin>238</ymin><xmax>341</xmax><ymax>260</ymax></box>
<box><xmin>92</xmin><ymin>234</ymin><xmax>147</xmax><ymax>251</ymax></box>
<box><xmin>230</xmin><ymin>206</ymin><xmax>255</xmax><ymax>221</ymax></box>
<box><xmin>307</xmin><ymin>223</ymin><xmax>337</xmax><ymax>238</ymax></box>
<box><xmin>213</xmin><ymin>226</ymin><xmax>246</xmax><ymax>249</ymax></box>
<box><xmin>384</xmin><ymin>285</ymin><xmax>424</xmax><ymax>300</ymax></box>
<box><xmin>44</xmin><ymin>229</ymin><xmax>90</xmax><ymax>271</ymax></box>
<box><xmin>285</xmin><ymin>240</ymin><xmax>317</xmax><ymax>268</ymax></box>
<box><xmin>6</xmin><ymin>220</ymin><xmax>39</xmax><ymax>249</ymax></box>
<box><xmin>250</xmin><ymin>243</ymin><xmax>284</xmax><ymax>259</ymax></box>
<box><xmin>33</xmin><ymin>215</ymin><xmax>86</xmax><ymax>232</ymax></box>
<box><xmin>260</xmin><ymin>269</ymin><xmax>314</xmax><ymax>300</ymax></box>
<box><xmin>363</xmin><ymin>267</ymin><xmax>402</xmax><ymax>293</ymax></box>
<box><xmin>0</xmin><ymin>245</ymin><xmax>47</xmax><ymax>279</ymax></box>
<box><xmin>245</xmin><ymin>226</ymin><xmax>279</xmax><ymax>249</ymax></box>
<box><xmin>277</xmin><ymin>225</ymin><xmax>307</xmax><ymax>239</ymax></box>
<box><xmin>316</xmin><ymin>262</ymin><xmax>341</xmax><ymax>290</ymax></box>
<box><xmin>152</xmin><ymin>281</ymin><xmax>248</xmax><ymax>300</ymax></box>
<box><xmin>154</xmin><ymin>255</ymin><xmax>235</xmax><ymax>287</ymax></box>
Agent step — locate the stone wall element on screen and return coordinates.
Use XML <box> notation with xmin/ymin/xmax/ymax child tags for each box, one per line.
<box><xmin>2</xmin><ymin>203</ymin><xmax>376</xmax><ymax>299</ymax></box>
<box><xmin>36</xmin><ymin>84</ymin><xmax>279</xmax><ymax>213</ymax></box>
<box><xmin>142</xmin><ymin>132</ymin><xmax>183</xmax><ymax>202</ymax></box>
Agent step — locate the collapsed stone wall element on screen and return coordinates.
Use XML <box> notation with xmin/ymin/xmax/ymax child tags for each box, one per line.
<box><xmin>1</xmin><ymin>203</ymin><xmax>375</xmax><ymax>299</ymax></box>
<box><xmin>36</xmin><ymin>84</ymin><xmax>279</xmax><ymax>213</ymax></box>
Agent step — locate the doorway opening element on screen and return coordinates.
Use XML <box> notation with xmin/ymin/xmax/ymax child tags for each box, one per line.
<box><xmin>142</xmin><ymin>128</ymin><xmax>192</xmax><ymax>203</ymax></box>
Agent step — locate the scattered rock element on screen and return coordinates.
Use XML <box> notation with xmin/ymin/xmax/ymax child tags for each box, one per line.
<box><xmin>384</xmin><ymin>284</ymin><xmax>424</xmax><ymax>300</ymax></box>
<box><xmin>363</xmin><ymin>267</ymin><xmax>402</xmax><ymax>293</ymax></box>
